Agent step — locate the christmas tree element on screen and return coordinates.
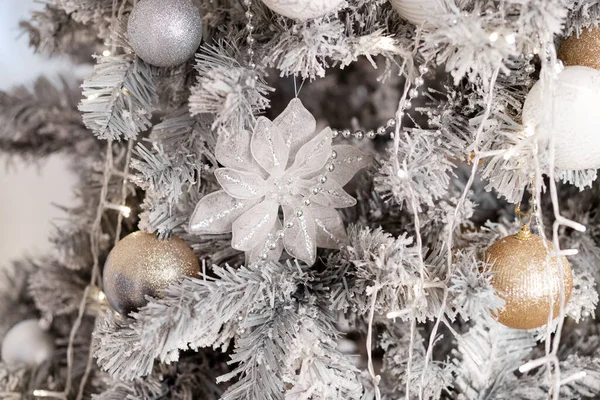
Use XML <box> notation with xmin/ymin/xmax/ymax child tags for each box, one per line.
<box><xmin>2</xmin><ymin>0</ymin><xmax>600</xmax><ymax>398</ymax></box>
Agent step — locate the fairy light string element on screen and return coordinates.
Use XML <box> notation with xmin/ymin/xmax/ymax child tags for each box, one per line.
<box><xmin>30</xmin><ymin>1</ymin><xmax>138</xmax><ymax>396</ymax></box>
<box><xmin>33</xmin><ymin>139</ymin><xmax>134</xmax><ymax>399</ymax></box>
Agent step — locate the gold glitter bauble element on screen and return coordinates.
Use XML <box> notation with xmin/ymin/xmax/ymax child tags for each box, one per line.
<box><xmin>484</xmin><ymin>227</ymin><xmax>573</xmax><ymax>330</ymax></box>
<box><xmin>103</xmin><ymin>231</ymin><xmax>200</xmax><ymax>316</ymax></box>
<box><xmin>558</xmin><ymin>27</ymin><xmax>600</xmax><ymax>70</ymax></box>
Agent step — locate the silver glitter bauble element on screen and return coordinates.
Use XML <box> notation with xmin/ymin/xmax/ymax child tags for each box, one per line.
<box><xmin>1</xmin><ymin>319</ymin><xmax>54</xmax><ymax>367</ymax></box>
<box><xmin>127</xmin><ymin>0</ymin><xmax>203</xmax><ymax>67</ymax></box>
<box><xmin>102</xmin><ymin>231</ymin><xmax>201</xmax><ymax>316</ymax></box>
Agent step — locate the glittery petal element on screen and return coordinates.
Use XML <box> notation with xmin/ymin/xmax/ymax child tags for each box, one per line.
<box><xmin>328</xmin><ymin>145</ymin><xmax>372</xmax><ymax>186</ymax></box>
<box><xmin>232</xmin><ymin>200</ymin><xmax>279</xmax><ymax>251</ymax></box>
<box><xmin>309</xmin><ymin>204</ymin><xmax>348</xmax><ymax>249</ymax></box>
<box><xmin>189</xmin><ymin>190</ymin><xmax>260</xmax><ymax>234</ymax></box>
<box><xmin>246</xmin><ymin>219</ymin><xmax>284</xmax><ymax>265</ymax></box>
<box><xmin>216</xmin><ymin>129</ymin><xmax>264</xmax><ymax>177</ymax></box>
<box><xmin>273</xmin><ymin>98</ymin><xmax>317</xmax><ymax>162</ymax></box>
<box><xmin>282</xmin><ymin>199</ymin><xmax>316</xmax><ymax>265</ymax></box>
<box><xmin>251</xmin><ymin>117</ymin><xmax>290</xmax><ymax>176</ymax></box>
<box><xmin>214</xmin><ymin>168</ymin><xmax>268</xmax><ymax>199</ymax></box>
<box><xmin>307</xmin><ymin>179</ymin><xmax>357</xmax><ymax>208</ymax></box>
<box><xmin>288</xmin><ymin>127</ymin><xmax>333</xmax><ymax>178</ymax></box>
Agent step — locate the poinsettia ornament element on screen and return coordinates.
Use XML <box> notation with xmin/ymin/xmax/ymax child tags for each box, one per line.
<box><xmin>189</xmin><ymin>99</ymin><xmax>371</xmax><ymax>265</ymax></box>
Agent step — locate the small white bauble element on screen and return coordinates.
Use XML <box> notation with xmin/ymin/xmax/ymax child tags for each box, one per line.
<box><xmin>522</xmin><ymin>66</ymin><xmax>600</xmax><ymax>170</ymax></box>
<box><xmin>1</xmin><ymin>319</ymin><xmax>54</xmax><ymax>367</ymax></box>
<box><xmin>261</xmin><ymin>0</ymin><xmax>344</xmax><ymax>21</ymax></box>
<box><xmin>390</xmin><ymin>0</ymin><xmax>451</xmax><ymax>26</ymax></box>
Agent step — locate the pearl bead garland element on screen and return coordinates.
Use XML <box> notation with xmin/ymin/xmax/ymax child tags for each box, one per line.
<box><xmin>244</xmin><ymin>0</ymin><xmax>259</xmax><ymax>78</ymax></box>
<box><xmin>332</xmin><ymin>65</ymin><xmax>430</xmax><ymax>141</ymax></box>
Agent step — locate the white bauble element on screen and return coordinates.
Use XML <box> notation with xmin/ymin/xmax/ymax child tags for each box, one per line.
<box><xmin>260</xmin><ymin>0</ymin><xmax>343</xmax><ymax>21</ymax></box>
<box><xmin>1</xmin><ymin>319</ymin><xmax>54</xmax><ymax>367</ymax></box>
<box><xmin>522</xmin><ymin>66</ymin><xmax>600</xmax><ymax>170</ymax></box>
<box><xmin>390</xmin><ymin>0</ymin><xmax>450</xmax><ymax>26</ymax></box>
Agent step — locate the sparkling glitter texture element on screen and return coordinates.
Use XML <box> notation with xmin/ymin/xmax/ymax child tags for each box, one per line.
<box><xmin>484</xmin><ymin>226</ymin><xmax>573</xmax><ymax>330</ymax></box>
<box><xmin>127</xmin><ymin>0</ymin><xmax>203</xmax><ymax>67</ymax></box>
<box><xmin>559</xmin><ymin>27</ymin><xmax>600</xmax><ymax>70</ymax></box>
<box><xmin>102</xmin><ymin>231</ymin><xmax>200</xmax><ymax>316</ymax></box>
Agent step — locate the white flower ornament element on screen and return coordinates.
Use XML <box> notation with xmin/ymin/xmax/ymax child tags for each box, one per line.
<box><xmin>189</xmin><ymin>99</ymin><xmax>371</xmax><ymax>265</ymax></box>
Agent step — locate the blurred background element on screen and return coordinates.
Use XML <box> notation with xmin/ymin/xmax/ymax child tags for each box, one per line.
<box><xmin>0</xmin><ymin>0</ymin><xmax>79</xmax><ymax>268</ymax></box>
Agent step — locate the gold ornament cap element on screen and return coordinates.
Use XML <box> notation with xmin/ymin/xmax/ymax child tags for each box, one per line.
<box><xmin>558</xmin><ymin>26</ymin><xmax>600</xmax><ymax>70</ymax></box>
<box><xmin>102</xmin><ymin>231</ymin><xmax>200</xmax><ymax>316</ymax></box>
<box><xmin>484</xmin><ymin>226</ymin><xmax>573</xmax><ymax>330</ymax></box>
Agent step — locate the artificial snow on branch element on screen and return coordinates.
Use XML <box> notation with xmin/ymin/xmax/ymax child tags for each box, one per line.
<box><xmin>565</xmin><ymin>0</ymin><xmax>600</xmax><ymax>36</ymax></box>
<box><xmin>219</xmin><ymin>305</ymin><xmax>361</xmax><ymax>400</ymax></box>
<box><xmin>132</xmin><ymin>111</ymin><xmax>215</xmax><ymax>206</ymax></box>
<box><xmin>52</xmin><ymin>0</ymin><xmax>131</xmax><ymax>40</ymax></box>
<box><xmin>0</xmin><ymin>77</ymin><xmax>92</xmax><ymax>160</ymax></box>
<box><xmin>449</xmin><ymin>251</ymin><xmax>505</xmax><ymax>322</ymax></box>
<box><xmin>79</xmin><ymin>53</ymin><xmax>157</xmax><ymax>141</ymax></box>
<box><xmin>28</xmin><ymin>257</ymin><xmax>88</xmax><ymax>317</ymax></box>
<box><xmin>379</xmin><ymin>320</ymin><xmax>454</xmax><ymax>399</ymax></box>
<box><xmin>190</xmin><ymin>42</ymin><xmax>273</xmax><ymax>131</ymax></box>
<box><xmin>332</xmin><ymin>225</ymin><xmax>445</xmax><ymax>321</ymax></box>
<box><xmin>20</xmin><ymin>5</ymin><xmax>100</xmax><ymax>62</ymax></box>
<box><xmin>451</xmin><ymin>320</ymin><xmax>537</xmax><ymax>399</ymax></box>
<box><xmin>422</xmin><ymin>0</ymin><xmax>568</xmax><ymax>86</ymax></box>
<box><xmin>375</xmin><ymin>129</ymin><xmax>455</xmax><ymax>212</ymax></box>
<box><xmin>94</xmin><ymin>261</ymin><xmax>308</xmax><ymax>380</ymax></box>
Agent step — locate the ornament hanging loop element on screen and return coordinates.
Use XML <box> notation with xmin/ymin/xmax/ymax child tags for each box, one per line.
<box><xmin>516</xmin><ymin>224</ymin><xmax>532</xmax><ymax>240</ymax></box>
<box><xmin>515</xmin><ymin>204</ymin><xmax>533</xmax><ymax>228</ymax></box>
<box><xmin>515</xmin><ymin>179</ymin><xmax>536</xmax><ymax>228</ymax></box>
